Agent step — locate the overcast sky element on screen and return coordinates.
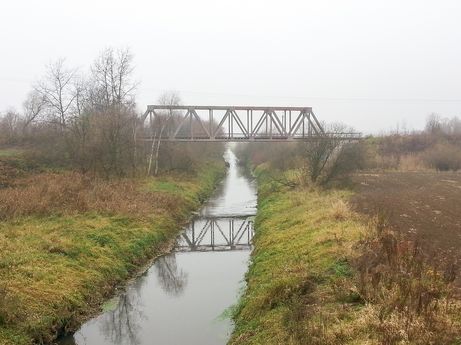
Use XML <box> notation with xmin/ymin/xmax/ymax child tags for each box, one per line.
<box><xmin>1</xmin><ymin>0</ymin><xmax>460</xmax><ymax>133</ymax></box>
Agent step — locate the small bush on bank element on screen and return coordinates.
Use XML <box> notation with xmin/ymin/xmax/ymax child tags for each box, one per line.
<box><xmin>422</xmin><ymin>142</ymin><xmax>461</xmax><ymax>171</ymax></box>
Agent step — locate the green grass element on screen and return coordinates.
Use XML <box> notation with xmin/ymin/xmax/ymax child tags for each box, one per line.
<box><xmin>0</xmin><ymin>148</ymin><xmax>23</xmax><ymax>158</ymax></box>
<box><xmin>0</xmin><ymin>161</ymin><xmax>225</xmax><ymax>345</ymax></box>
<box><xmin>148</xmin><ymin>164</ymin><xmax>224</xmax><ymax>204</ymax></box>
<box><xmin>229</xmin><ymin>167</ymin><xmax>369</xmax><ymax>345</ymax></box>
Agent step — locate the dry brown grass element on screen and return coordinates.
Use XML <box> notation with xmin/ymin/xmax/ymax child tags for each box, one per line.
<box><xmin>398</xmin><ymin>154</ymin><xmax>428</xmax><ymax>171</ymax></box>
<box><xmin>0</xmin><ymin>172</ymin><xmax>180</xmax><ymax>220</ymax></box>
<box><xmin>422</xmin><ymin>142</ymin><xmax>461</xmax><ymax>171</ymax></box>
<box><xmin>370</xmin><ymin>133</ymin><xmax>461</xmax><ymax>172</ymax></box>
<box><xmin>0</xmin><ymin>158</ymin><xmax>35</xmax><ymax>188</ymax></box>
<box><xmin>354</xmin><ymin>222</ymin><xmax>461</xmax><ymax>345</ymax></box>
<box><xmin>330</xmin><ymin>199</ymin><xmax>351</xmax><ymax>221</ymax></box>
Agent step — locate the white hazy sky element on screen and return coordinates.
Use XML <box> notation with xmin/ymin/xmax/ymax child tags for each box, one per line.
<box><xmin>1</xmin><ymin>0</ymin><xmax>461</xmax><ymax>134</ymax></box>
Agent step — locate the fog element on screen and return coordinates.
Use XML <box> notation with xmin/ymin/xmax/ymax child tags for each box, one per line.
<box><xmin>1</xmin><ymin>0</ymin><xmax>461</xmax><ymax>133</ymax></box>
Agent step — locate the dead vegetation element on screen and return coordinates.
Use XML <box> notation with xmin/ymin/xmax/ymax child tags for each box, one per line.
<box><xmin>231</xmin><ymin>157</ymin><xmax>461</xmax><ymax>345</ymax></box>
<box><xmin>279</xmin><ymin>208</ymin><xmax>461</xmax><ymax>345</ymax></box>
<box><xmin>350</xmin><ymin>171</ymin><xmax>461</xmax><ymax>344</ymax></box>
<box><xmin>349</xmin><ymin>170</ymin><xmax>461</xmax><ymax>344</ymax></box>
<box><xmin>368</xmin><ymin>115</ymin><xmax>461</xmax><ymax>172</ymax></box>
<box><xmin>422</xmin><ymin>142</ymin><xmax>461</xmax><ymax>171</ymax></box>
<box><xmin>355</xmin><ymin>220</ymin><xmax>461</xmax><ymax>345</ymax></box>
<box><xmin>370</xmin><ymin>137</ymin><xmax>461</xmax><ymax>172</ymax></box>
<box><xmin>330</xmin><ymin>199</ymin><xmax>351</xmax><ymax>220</ymax></box>
<box><xmin>235</xmin><ymin>123</ymin><xmax>366</xmax><ymax>187</ymax></box>
<box><xmin>0</xmin><ymin>171</ymin><xmax>181</xmax><ymax>221</ymax></box>
<box><xmin>236</xmin><ymin>115</ymin><xmax>461</xmax><ymax>189</ymax></box>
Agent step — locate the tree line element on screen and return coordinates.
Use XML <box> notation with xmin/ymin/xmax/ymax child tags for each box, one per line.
<box><xmin>0</xmin><ymin>48</ymin><xmax>224</xmax><ymax>176</ymax></box>
<box><xmin>236</xmin><ymin>113</ymin><xmax>461</xmax><ymax>187</ymax></box>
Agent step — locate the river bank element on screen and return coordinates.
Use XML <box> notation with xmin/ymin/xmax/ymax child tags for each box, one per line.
<box><xmin>229</xmin><ymin>165</ymin><xmax>368</xmax><ymax>344</ymax></box>
<box><xmin>61</xmin><ymin>149</ymin><xmax>257</xmax><ymax>345</ymax></box>
<box><xmin>0</xmin><ymin>156</ymin><xmax>225</xmax><ymax>345</ymax></box>
<box><xmin>230</xmin><ymin>165</ymin><xmax>461</xmax><ymax>345</ymax></box>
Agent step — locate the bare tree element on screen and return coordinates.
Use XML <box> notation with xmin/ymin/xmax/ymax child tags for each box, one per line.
<box><xmin>73</xmin><ymin>48</ymin><xmax>138</xmax><ymax>176</ymax></box>
<box><xmin>22</xmin><ymin>90</ymin><xmax>46</xmax><ymax>134</ymax></box>
<box><xmin>425</xmin><ymin>113</ymin><xmax>442</xmax><ymax>135</ymax></box>
<box><xmin>2</xmin><ymin>48</ymin><xmax>223</xmax><ymax>176</ymax></box>
<box><xmin>0</xmin><ymin>110</ymin><xmax>20</xmax><ymax>144</ymax></box>
<box><xmin>34</xmin><ymin>59</ymin><xmax>78</xmax><ymax>131</ymax></box>
<box><xmin>147</xmin><ymin>91</ymin><xmax>182</xmax><ymax>176</ymax></box>
<box><xmin>90</xmin><ymin>48</ymin><xmax>136</xmax><ymax>108</ymax></box>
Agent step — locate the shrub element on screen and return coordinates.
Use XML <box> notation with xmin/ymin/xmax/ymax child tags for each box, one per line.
<box><xmin>422</xmin><ymin>143</ymin><xmax>461</xmax><ymax>171</ymax></box>
<box><xmin>330</xmin><ymin>199</ymin><xmax>350</xmax><ymax>220</ymax></box>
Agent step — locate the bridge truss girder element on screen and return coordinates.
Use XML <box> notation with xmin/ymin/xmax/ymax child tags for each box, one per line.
<box><xmin>175</xmin><ymin>216</ymin><xmax>253</xmax><ymax>252</ymax></box>
<box><xmin>140</xmin><ymin>105</ymin><xmax>361</xmax><ymax>142</ymax></box>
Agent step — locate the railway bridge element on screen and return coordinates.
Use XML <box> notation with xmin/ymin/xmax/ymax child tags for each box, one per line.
<box><xmin>140</xmin><ymin>105</ymin><xmax>361</xmax><ymax>142</ymax></box>
<box><xmin>175</xmin><ymin>216</ymin><xmax>253</xmax><ymax>252</ymax></box>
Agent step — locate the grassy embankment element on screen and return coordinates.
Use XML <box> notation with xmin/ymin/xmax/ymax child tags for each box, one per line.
<box><xmin>230</xmin><ymin>165</ymin><xmax>461</xmax><ymax>345</ymax></box>
<box><xmin>0</xmin><ymin>150</ymin><xmax>225</xmax><ymax>345</ymax></box>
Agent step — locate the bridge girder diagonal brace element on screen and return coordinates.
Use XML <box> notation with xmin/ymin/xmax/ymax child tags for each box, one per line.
<box><xmin>140</xmin><ymin>105</ymin><xmax>361</xmax><ymax>142</ymax></box>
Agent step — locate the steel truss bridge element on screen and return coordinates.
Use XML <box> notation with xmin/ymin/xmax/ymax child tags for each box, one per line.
<box><xmin>141</xmin><ymin>105</ymin><xmax>362</xmax><ymax>142</ymax></box>
<box><xmin>174</xmin><ymin>216</ymin><xmax>254</xmax><ymax>252</ymax></box>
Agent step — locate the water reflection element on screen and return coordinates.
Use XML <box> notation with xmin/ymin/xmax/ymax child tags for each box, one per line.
<box><xmin>154</xmin><ymin>254</ymin><xmax>188</xmax><ymax>296</ymax></box>
<box><xmin>61</xmin><ymin>149</ymin><xmax>257</xmax><ymax>345</ymax></box>
<box><xmin>176</xmin><ymin>217</ymin><xmax>253</xmax><ymax>252</ymax></box>
<box><xmin>100</xmin><ymin>292</ymin><xmax>145</xmax><ymax>345</ymax></box>
<box><xmin>60</xmin><ymin>276</ymin><xmax>148</xmax><ymax>345</ymax></box>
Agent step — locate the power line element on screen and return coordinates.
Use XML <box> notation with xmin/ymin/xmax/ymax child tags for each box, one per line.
<box><xmin>141</xmin><ymin>87</ymin><xmax>461</xmax><ymax>103</ymax></box>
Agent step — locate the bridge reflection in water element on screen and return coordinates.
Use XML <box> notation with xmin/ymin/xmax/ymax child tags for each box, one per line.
<box><xmin>175</xmin><ymin>216</ymin><xmax>254</xmax><ymax>252</ymax></box>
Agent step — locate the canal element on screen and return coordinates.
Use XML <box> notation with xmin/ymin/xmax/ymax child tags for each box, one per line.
<box><xmin>59</xmin><ymin>148</ymin><xmax>257</xmax><ymax>345</ymax></box>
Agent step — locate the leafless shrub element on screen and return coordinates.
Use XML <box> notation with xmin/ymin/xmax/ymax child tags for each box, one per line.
<box><xmin>234</xmin><ymin>125</ymin><xmax>366</xmax><ymax>186</ymax></box>
<box><xmin>377</xmin><ymin>133</ymin><xmax>435</xmax><ymax>158</ymax></box>
<box><xmin>426</xmin><ymin>113</ymin><xmax>461</xmax><ymax>137</ymax></box>
<box><xmin>301</xmin><ymin>125</ymin><xmax>366</xmax><ymax>185</ymax></box>
<box><xmin>370</xmin><ymin>114</ymin><xmax>461</xmax><ymax>172</ymax></box>
<box><xmin>422</xmin><ymin>142</ymin><xmax>461</xmax><ymax>171</ymax></box>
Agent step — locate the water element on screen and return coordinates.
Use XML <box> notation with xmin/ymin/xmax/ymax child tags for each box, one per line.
<box><xmin>59</xmin><ymin>149</ymin><xmax>256</xmax><ymax>345</ymax></box>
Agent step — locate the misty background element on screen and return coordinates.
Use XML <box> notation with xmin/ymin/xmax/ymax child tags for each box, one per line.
<box><xmin>1</xmin><ymin>0</ymin><xmax>460</xmax><ymax>134</ymax></box>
